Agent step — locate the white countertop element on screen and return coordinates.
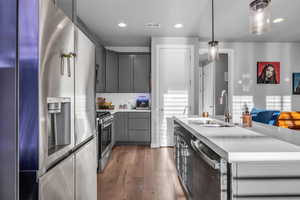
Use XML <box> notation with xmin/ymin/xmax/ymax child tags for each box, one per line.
<box><xmin>97</xmin><ymin>109</ymin><xmax>151</xmax><ymax>114</ymax></box>
<box><xmin>174</xmin><ymin>116</ymin><xmax>300</xmax><ymax>163</ymax></box>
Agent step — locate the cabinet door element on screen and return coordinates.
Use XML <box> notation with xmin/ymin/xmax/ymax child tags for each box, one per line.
<box><xmin>114</xmin><ymin>113</ymin><xmax>128</xmax><ymax>142</ymax></box>
<box><xmin>128</xmin><ymin>112</ymin><xmax>151</xmax><ymax>143</ymax></box>
<box><xmin>133</xmin><ymin>54</ymin><xmax>150</xmax><ymax>92</ymax></box>
<box><xmin>118</xmin><ymin>55</ymin><xmax>133</xmax><ymax>92</ymax></box>
<box><xmin>128</xmin><ymin>130</ymin><xmax>150</xmax><ymax>143</ymax></box>
<box><xmin>56</xmin><ymin>0</ymin><xmax>73</xmax><ymax>20</ymax></box>
<box><xmin>96</xmin><ymin>47</ymin><xmax>106</xmax><ymax>93</ymax></box>
<box><xmin>105</xmin><ymin>50</ymin><xmax>118</xmax><ymax>92</ymax></box>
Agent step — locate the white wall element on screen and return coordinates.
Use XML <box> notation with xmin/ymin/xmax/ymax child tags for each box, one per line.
<box><xmin>96</xmin><ymin>93</ymin><xmax>150</xmax><ymax>109</ymax></box>
<box><xmin>199</xmin><ymin>42</ymin><xmax>300</xmax><ymax>121</ymax></box>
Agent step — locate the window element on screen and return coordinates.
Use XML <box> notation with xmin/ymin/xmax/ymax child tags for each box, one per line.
<box><xmin>232</xmin><ymin>96</ymin><xmax>254</xmax><ymax>123</ymax></box>
<box><xmin>266</xmin><ymin>96</ymin><xmax>291</xmax><ymax>111</ymax></box>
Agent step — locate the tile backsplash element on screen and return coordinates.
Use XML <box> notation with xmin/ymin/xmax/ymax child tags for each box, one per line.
<box><xmin>96</xmin><ymin>93</ymin><xmax>151</xmax><ymax>108</ymax></box>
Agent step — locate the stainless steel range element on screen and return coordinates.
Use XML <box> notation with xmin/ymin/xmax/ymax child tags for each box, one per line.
<box><xmin>97</xmin><ymin>112</ymin><xmax>114</xmax><ymax>172</ymax></box>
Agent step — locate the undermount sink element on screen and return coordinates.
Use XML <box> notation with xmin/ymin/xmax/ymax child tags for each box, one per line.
<box><xmin>187</xmin><ymin>118</ymin><xmax>234</xmax><ymax>127</ymax></box>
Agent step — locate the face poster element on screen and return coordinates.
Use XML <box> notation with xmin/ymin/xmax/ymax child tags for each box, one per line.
<box><xmin>293</xmin><ymin>73</ymin><xmax>300</xmax><ymax>95</ymax></box>
<box><xmin>257</xmin><ymin>62</ymin><xmax>280</xmax><ymax>84</ymax></box>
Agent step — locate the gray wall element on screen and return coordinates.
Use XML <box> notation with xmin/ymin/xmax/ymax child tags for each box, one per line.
<box><xmin>215</xmin><ymin>54</ymin><xmax>228</xmax><ymax>115</ymax></box>
<box><xmin>199</xmin><ymin>42</ymin><xmax>300</xmax><ymax>112</ymax></box>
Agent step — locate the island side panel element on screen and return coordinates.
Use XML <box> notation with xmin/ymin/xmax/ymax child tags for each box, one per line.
<box><xmin>231</xmin><ymin>161</ymin><xmax>300</xmax><ymax>200</ymax></box>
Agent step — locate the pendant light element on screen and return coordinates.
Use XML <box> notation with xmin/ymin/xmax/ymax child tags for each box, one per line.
<box><xmin>208</xmin><ymin>0</ymin><xmax>219</xmax><ymax>61</ymax></box>
<box><xmin>249</xmin><ymin>0</ymin><xmax>271</xmax><ymax>35</ymax></box>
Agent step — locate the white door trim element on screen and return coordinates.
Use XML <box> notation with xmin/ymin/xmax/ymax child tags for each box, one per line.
<box><xmin>199</xmin><ymin>48</ymin><xmax>235</xmax><ymax>115</ymax></box>
<box><xmin>152</xmin><ymin>44</ymin><xmax>194</xmax><ymax>148</ymax></box>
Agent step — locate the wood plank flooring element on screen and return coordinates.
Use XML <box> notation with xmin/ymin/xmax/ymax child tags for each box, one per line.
<box><xmin>98</xmin><ymin>146</ymin><xmax>187</xmax><ymax>200</ymax></box>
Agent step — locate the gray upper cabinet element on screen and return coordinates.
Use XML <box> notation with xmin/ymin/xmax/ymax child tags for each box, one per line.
<box><xmin>96</xmin><ymin>46</ymin><xmax>106</xmax><ymax>93</ymax></box>
<box><xmin>105</xmin><ymin>50</ymin><xmax>119</xmax><ymax>92</ymax></box>
<box><xmin>97</xmin><ymin>51</ymin><xmax>150</xmax><ymax>93</ymax></box>
<box><xmin>133</xmin><ymin>55</ymin><xmax>150</xmax><ymax>93</ymax></box>
<box><xmin>118</xmin><ymin>55</ymin><xmax>133</xmax><ymax>93</ymax></box>
<box><xmin>55</xmin><ymin>0</ymin><xmax>73</xmax><ymax>20</ymax></box>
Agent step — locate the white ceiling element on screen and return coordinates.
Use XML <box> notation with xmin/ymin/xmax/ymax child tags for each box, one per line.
<box><xmin>77</xmin><ymin>0</ymin><xmax>300</xmax><ymax>46</ymax></box>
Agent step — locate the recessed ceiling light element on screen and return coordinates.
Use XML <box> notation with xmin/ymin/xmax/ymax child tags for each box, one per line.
<box><xmin>273</xmin><ymin>18</ymin><xmax>285</xmax><ymax>24</ymax></box>
<box><xmin>174</xmin><ymin>23</ymin><xmax>183</xmax><ymax>29</ymax></box>
<box><xmin>118</xmin><ymin>22</ymin><xmax>127</xmax><ymax>28</ymax></box>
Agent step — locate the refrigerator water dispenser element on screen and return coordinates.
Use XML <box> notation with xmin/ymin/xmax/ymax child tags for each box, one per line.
<box><xmin>47</xmin><ymin>97</ymin><xmax>71</xmax><ymax>156</ymax></box>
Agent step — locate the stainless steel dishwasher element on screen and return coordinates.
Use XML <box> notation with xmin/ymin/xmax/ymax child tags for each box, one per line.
<box><xmin>174</xmin><ymin>122</ymin><xmax>229</xmax><ymax>200</ymax></box>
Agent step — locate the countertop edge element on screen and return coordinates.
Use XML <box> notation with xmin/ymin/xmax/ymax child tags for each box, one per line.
<box><xmin>173</xmin><ymin>117</ymin><xmax>300</xmax><ymax>163</ymax></box>
<box><xmin>173</xmin><ymin>117</ymin><xmax>230</xmax><ymax>161</ymax></box>
<box><xmin>96</xmin><ymin>109</ymin><xmax>151</xmax><ymax>114</ymax></box>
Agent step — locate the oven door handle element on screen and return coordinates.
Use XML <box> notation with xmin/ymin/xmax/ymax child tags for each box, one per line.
<box><xmin>191</xmin><ymin>140</ymin><xmax>220</xmax><ymax>170</ymax></box>
<box><xmin>102</xmin><ymin>121</ymin><xmax>112</xmax><ymax>129</ymax></box>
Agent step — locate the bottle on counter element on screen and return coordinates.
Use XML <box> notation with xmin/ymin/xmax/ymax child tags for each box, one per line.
<box><xmin>242</xmin><ymin>104</ymin><xmax>252</xmax><ymax>127</ymax></box>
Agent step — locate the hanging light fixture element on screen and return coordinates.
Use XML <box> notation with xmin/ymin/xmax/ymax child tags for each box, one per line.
<box><xmin>249</xmin><ymin>0</ymin><xmax>272</xmax><ymax>35</ymax></box>
<box><xmin>208</xmin><ymin>0</ymin><xmax>219</xmax><ymax>61</ymax></box>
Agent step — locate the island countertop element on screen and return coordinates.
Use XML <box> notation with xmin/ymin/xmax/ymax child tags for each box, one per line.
<box><xmin>174</xmin><ymin>116</ymin><xmax>300</xmax><ymax>163</ymax></box>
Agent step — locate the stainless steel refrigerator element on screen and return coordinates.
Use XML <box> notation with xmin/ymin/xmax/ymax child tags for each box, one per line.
<box><xmin>19</xmin><ymin>0</ymin><xmax>97</xmax><ymax>199</ymax></box>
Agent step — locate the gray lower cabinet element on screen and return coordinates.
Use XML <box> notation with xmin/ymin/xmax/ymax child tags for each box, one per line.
<box><xmin>133</xmin><ymin>55</ymin><xmax>150</xmax><ymax>93</ymax></box>
<box><xmin>114</xmin><ymin>112</ymin><xmax>128</xmax><ymax>142</ymax></box>
<box><xmin>105</xmin><ymin>50</ymin><xmax>119</xmax><ymax>92</ymax></box>
<box><xmin>118</xmin><ymin>55</ymin><xmax>133</xmax><ymax>92</ymax></box>
<box><xmin>114</xmin><ymin>112</ymin><xmax>151</xmax><ymax>144</ymax></box>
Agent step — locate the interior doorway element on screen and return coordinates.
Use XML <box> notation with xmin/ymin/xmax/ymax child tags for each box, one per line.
<box><xmin>199</xmin><ymin>53</ymin><xmax>229</xmax><ymax>117</ymax></box>
<box><xmin>156</xmin><ymin>46</ymin><xmax>193</xmax><ymax>147</ymax></box>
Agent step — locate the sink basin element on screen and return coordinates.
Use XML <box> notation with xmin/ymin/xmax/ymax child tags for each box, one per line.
<box><xmin>187</xmin><ymin>119</ymin><xmax>234</xmax><ymax>127</ymax></box>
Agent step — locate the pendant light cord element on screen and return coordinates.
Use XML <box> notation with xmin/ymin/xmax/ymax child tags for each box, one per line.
<box><xmin>212</xmin><ymin>0</ymin><xmax>215</xmax><ymax>42</ymax></box>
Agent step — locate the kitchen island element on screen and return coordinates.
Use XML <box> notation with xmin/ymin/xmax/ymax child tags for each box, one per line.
<box><xmin>174</xmin><ymin>116</ymin><xmax>300</xmax><ymax>200</ymax></box>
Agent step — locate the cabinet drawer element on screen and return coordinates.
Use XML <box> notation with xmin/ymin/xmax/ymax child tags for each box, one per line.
<box><xmin>234</xmin><ymin>162</ymin><xmax>300</xmax><ymax>198</ymax></box>
<box><xmin>128</xmin><ymin>112</ymin><xmax>150</xmax><ymax>119</ymax></box>
<box><xmin>128</xmin><ymin>118</ymin><xmax>150</xmax><ymax>130</ymax></box>
<box><xmin>128</xmin><ymin>130</ymin><xmax>150</xmax><ymax>142</ymax></box>
<box><xmin>236</xmin><ymin>162</ymin><xmax>300</xmax><ymax>177</ymax></box>
<box><xmin>236</xmin><ymin>179</ymin><xmax>300</xmax><ymax>196</ymax></box>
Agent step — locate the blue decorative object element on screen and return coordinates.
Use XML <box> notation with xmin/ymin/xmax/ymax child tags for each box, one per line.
<box><xmin>251</xmin><ymin>108</ymin><xmax>280</xmax><ymax>125</ymax></box>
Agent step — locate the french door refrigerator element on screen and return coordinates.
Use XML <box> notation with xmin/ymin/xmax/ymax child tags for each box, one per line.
<box><xmin>19</xmin><ymin>0</ymin><xmax>97</xmax><ymax>199</ymax></box>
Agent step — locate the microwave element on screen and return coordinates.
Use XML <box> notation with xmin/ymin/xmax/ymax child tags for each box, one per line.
<box><xmin>136</xmin><ymin>96</ymin><xmax>150</xmax><ymax>109</ymax></box>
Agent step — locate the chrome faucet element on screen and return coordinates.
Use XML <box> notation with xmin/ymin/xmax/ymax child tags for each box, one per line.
<box><xmin>220</xmin><ymin>90</ymin><xmax>231</xmax><ymax>122</ymax></box>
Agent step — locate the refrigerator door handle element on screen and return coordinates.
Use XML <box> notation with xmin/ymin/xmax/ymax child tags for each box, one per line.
<box><xmin>61</xmin><ymin>55</ymin><xmax>65</xmax><ymax>76</ymax></box>
<box><xmin>67</xmin><ymin>56</ymin><xmax>71</xmax><ymax>77</ymax></box>
<box><xmin>68</xmin><ymin>52</ymin><xmax>76</xmax><ymax>77</ymax></box>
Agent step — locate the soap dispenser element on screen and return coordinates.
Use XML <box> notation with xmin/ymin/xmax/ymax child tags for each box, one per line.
<box><xmin>242</xmin><ymin>104</ymin><xmax>252</xmax><ymax>127</ymax></box>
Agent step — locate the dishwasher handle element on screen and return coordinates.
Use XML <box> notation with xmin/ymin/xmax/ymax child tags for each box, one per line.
<box><xmin>191</xmin><ymin>140</ymin><xmax>220</xmax><ymax>170</ymax></box>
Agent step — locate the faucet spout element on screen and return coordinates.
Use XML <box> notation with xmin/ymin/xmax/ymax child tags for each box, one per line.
<box><xmin>220</xmin><ymin>90</ymin><xmax>231</xmax><ymax>122</ymax></box>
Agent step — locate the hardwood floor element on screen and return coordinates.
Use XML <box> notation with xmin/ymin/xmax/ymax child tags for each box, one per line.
<box><xmin>98</xmin><ymin>146</ymin><xmax>187</xmax><ymax>200</ymax></box>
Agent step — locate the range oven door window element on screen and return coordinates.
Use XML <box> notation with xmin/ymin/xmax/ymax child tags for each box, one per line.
<box><xmin>100</xmin><ymin>122</ymin><xmax>112</xmax><ymax>157</ymax></box>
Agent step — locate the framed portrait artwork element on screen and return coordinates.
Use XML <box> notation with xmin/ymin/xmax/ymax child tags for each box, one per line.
<box><xmin>293</xmin><ymin>73</ymin><xmax>300</xmax><ymax>95</ymax></box>
<box><xmin>257</xmin><ymin>62</ymin><xmax>280</xmax><ymax>84</ymax></box>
